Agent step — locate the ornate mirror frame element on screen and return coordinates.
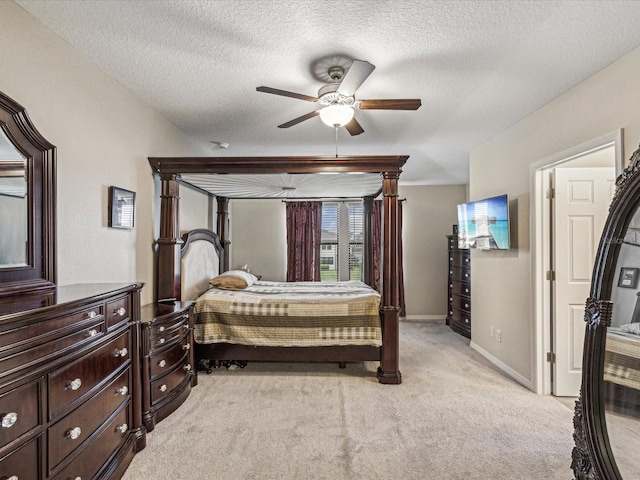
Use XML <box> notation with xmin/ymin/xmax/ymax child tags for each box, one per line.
<box><xmin>0</xmin><ymin>91</ymin><xmax>56</xmax><ymax>297</ymax></box>
<box><xmin>572</xmin><ymin>144</ymin><xmax>640</xmax><ymax>479</ymax></box>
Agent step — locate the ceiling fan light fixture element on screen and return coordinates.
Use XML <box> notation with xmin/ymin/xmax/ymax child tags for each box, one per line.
<box><xmin>319</xmin><ymin>104</ymin><xmax>354</xmax><ymax>128</ymax></box>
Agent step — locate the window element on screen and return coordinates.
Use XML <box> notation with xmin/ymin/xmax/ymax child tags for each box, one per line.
<box><xmin>320</xmin><ymin>202</ymin><xmax>363</xmax><ymax>281</ymax></box>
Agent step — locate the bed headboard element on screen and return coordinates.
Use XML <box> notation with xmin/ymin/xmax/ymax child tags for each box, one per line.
<box><xmin>180</xmin><ymin>229</ymin><xmax>224</xmax><ymax>301</ymax></box>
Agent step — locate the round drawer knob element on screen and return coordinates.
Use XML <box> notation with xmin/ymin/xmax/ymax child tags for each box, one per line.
<box><xmin>464</xmin><ymin>303</ymin><xmax>469</xmax><ymax>308</ymax></box>
<box><xmin>182</xmin><ymin>343</ymin><xmax>190</xmax><ymax>350</ymax></box>
<box><xmin>114</xmin><ymin>307</ymin><xmax>126</xmax><ymax>316</ymax></box>
<box><xmin>465</xmin><ymin>318</ymin><xmax>469</xmax><ymax>323</ymax></box>
<box><xmin>1</xmin><ymin>412</ymin><xmax>18</xmax><ymax>428</ymax></box>
<box><xmin>116</xmin><ymin>386</ymin><xmax>128</xmax><ymax>396</ymax></box>
<box><xmin>66</xmin><ymin>426</ymin><xmax>82</xmax><ymax>440</ymax></box>
<box><xmin>86</xmin><ymin>310</ymin><xmax>97</xmax><ymax>318</ymax></box>
<box><xmin>158</xmin><ymin>338</ymin><xmax>165</xmax><ymax>344</ymax></box>
<box><xmin>6</xmin><ymin>476</ymin><xmax>19</xmax><ymax>480</ymax></box>
<box><xmin>465</xmin><ymin>288</ymin><xmax>469</xmax><ymax>293</ymax></box>
<box><xmin>464</xmin><ymin>273</ymin><xmax>469</xmax><ymax>278</ymax></box>
<box><xmin>88</xmin><ymin>329</ymin><xmax>98</xmax><ymax>337</ymax></box>
<box><xmin>183</xmin><ymin>324</ymin><xmax>189</xmax><ymax>331</ymax></box>
<box><xmin>158</xmin><ymin>326</ymin><xmax>165</xmax><ymax>332</ymax></box>
<box><xmin>115</xmin><ymin>423</ymin><xmax>128</xmax><ymax>433</ymax></box>
<box><xmin>158</xmin><ymin>359</ymin><xmax>167</xmax><ymax>368</ymax></box>
<box><xmin>66</xmin><ymin>378</ymin><xmax>82</xmax><ymax>391</ymax></box>
<box><xmin>183</xmin><ymin>364</ymin><xmax>192</xmax><ymax>372</ymax></box>
<box><xmin>114</xmin><ymin>347</ymin><xmax>128</xmax><ymax>358</ymax></box>
<box><xmin>159</xmin><ymin>384</ymin><xmax>167</xmax><ymax>392</ymax></box>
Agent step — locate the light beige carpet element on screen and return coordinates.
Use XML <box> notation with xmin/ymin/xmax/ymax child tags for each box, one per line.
<box><xmin>123</xmin><ymin>320</ymin><xmax>575</xmax><ymax>480</ymax></box>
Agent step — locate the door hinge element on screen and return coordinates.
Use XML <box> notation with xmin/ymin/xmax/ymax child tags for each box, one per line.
<box><xmin>546</xmin><ymin>187</ymin><xmax>555</xmax><ymax>199</ymax></box>
<box><xmin>546</xmin><ymin>270</ymin><xmax>555</xmax><ymax>281</ymax></box>
<box><xmin>547</xmin><ymin>352</ymin><xmax>556</xmax><ymax>363</ymax></box>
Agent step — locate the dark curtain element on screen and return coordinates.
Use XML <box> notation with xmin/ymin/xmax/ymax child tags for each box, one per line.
<box><xmin>286</xmin><ymin>201</ymin><xmax>322</xmax><ymax>282</ymax></box>
<box><xmin>373</xmin><ymin>199</ymin><xmax>406</xmax><ymax>317</ymax></box>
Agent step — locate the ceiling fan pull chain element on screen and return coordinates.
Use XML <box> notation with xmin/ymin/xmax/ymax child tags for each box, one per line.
<box><xmin>335</xmin><ymin>126</ymin><xmax>339</xmax><ymax>157</ymax></box>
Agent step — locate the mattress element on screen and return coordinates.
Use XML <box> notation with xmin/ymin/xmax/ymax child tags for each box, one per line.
<box><xmin>193</xmin><ymin>280</ymin><xmax>382</xmax><ymax>347</ymax></box>
<box><xmin>604</xmin><ymin>328</ymin><xmax>640</xmax><ymax>390</ymax></box>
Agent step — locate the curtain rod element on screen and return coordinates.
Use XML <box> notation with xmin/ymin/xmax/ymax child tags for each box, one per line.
<box><xmin>280</xmin><ymin>198</ymin><xmax>407</xmax><ymax>203</ymax></box>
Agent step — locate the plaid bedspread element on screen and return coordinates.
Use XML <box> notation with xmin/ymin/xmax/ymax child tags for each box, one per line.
<box><xmin>193</xmin><ymin>280</ymin><xmax>382</xmax><ymax>347</ymax></box>
<box><xmin>604</xmin><ymin>330</ymin><xmax>640</xmax><ymax>390</ymax></box>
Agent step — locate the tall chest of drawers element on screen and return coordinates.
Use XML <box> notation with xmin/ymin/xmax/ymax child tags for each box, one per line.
<box><xmin>140</xmin><ymin>301</ymin><xmax>196</xmax><ymax>433</ymax></box>
<box><xmin>446</xmin><ymin>235</ymin><xmax>471</xmax><ymax>338</ymax></box>
<box><xmin>0</xmin><ymin>283</ymin><xmax>146</xmax><ymax>480</ymax></box>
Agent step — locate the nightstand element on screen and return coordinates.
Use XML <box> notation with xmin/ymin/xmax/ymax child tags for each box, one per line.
<box><xmin>140</xmin><ymin>301</ymin><xmax>196</xmax><ymax>432</ymax></box>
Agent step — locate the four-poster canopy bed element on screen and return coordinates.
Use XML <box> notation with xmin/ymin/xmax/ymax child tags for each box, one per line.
<box><xmin>148</xmin><ymin>155</ymin><xmax>407</xmax><ymax>384</ymax></box>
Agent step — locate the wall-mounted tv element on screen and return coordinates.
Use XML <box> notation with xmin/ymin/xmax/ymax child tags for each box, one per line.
<box><xmin>457</xmin><ymin>194</ymin><xmax>510</xmax><ymax>250</ymax></box>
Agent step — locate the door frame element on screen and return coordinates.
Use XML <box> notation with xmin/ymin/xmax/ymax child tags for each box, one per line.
<box><xmin>530</xmin><ymin>129</ymin><xmax>623</xmax><ymax>394</ymax></box>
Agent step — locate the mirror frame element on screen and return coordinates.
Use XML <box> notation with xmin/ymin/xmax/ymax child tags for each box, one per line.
<box><xmin>0</xmin><ymin>91</ymin><xmax>56</xmax><ymax>298</ymax></box>
<box><xmin>572</xmin><ymin>144</ymin><xmax>640</xmax><ymax>479</ymax></box>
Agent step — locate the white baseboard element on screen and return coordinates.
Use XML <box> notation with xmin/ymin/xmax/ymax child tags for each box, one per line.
<box><xmin>470</xmin><ymin>341</ymin><xmax>534</xmax><ymax>391</ymax></box>
<box><xmin>403</xmin><ymin>315</ymin><xmax>446</xmax><ymax>321</ymax></box>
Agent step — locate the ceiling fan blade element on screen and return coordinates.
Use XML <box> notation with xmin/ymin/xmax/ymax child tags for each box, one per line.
<box><xmin>257</xmin><ymin>86</ymin><xmax>318</xmax><ymax>102</ymax></box>
<box><xmin>277</xmin><ymin>111</ymin><xmax>320</xmax><ymax>128</ymax></box>
<box><xmin>358</xmin><ymin>99</ymin><xmax>422</xmax><ymax>110</ymax></box>
<box><xmin>336</xmin><ymin>60</ymin><xmax>375</xmax><ymax>97</ymax></box>
<box><xmin>344</xmin><ymin>117</ymin><xmax>364</xmax><ymax>136</ymax></box>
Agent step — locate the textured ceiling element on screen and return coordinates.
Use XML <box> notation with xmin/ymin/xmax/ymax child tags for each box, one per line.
<box><xmin>15</xmin><ymin>0</ymin><xmax>640</xmax><ymax>185</ymax></box>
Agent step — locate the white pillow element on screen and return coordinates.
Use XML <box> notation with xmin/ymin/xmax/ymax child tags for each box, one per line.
<box><xmin>619</xmin><ymin>323</ymin><xmax>640</xmax><ymax>335</ymax></box>
<box><xmin>209</xmin><ymin>270</ymin><xmax>258</xmax><ymax>290</ymax></box>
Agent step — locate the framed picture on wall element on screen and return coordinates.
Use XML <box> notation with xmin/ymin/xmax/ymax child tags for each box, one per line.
<box><xmin>108</xmin><ymin>186</ymin><xmax>136</xmax><ymax>229</ymax></box>
<box><xmin>618</xmin><ymin>267</ymin><xmax>639</xmax><ymax>289</ymax></box>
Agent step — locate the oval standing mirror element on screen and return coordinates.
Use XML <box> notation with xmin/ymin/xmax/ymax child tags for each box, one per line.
<box><xmin>0</xmin><ymin>91</ymin><xmax>56</xmax><ymax>297</ymax></box>
<box><xmin>573</xmin><ymin>144</ymin><xmax>640</xmax><ymax>479</ymax></box>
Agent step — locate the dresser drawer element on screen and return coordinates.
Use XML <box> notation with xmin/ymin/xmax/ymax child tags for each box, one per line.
<box><xmin>48</xmin><ymin>331</ymin><xmax>130</xmax><ymax>419</ymax></box>
<box><xmin>0</xmin><ymin>435</ymin><xmax>40</xmax><ymax>480</ymax></box>
<box><xmin>0</xmin><ymin>320</ymin><xmax>104</xmax><ymax>381</ymax></box>
<box><xmin>0</xmin><ymin>304</ymin><xmax>103</xmax><ymax>350</ymax></box>
<box><xmin>451</xmin><ymin>266</ymin><xmax>470</xmax><ymax>283</ymax></box>
<box><xmin>106</xmin><ymin>296</ymin><xmax>131</xmax><ymax>330</ymax></box>
<box><xmin>450</xmin><ymin>307</ymin><xmax>471</xmax><ymax>327</ymax></box>
<box><xmin>52</xmin><ymin>403</ymin><xmax>130</xmax><ymax>480</ymax></box>
<box><xmin>48</xmin><ymin>367</ymin><xmax>130</xmax><ymax>471</ymax></box>
<box><xmin>150</xmin><ymin>312</ymin><xmax>189</xmax><ymax>345</ymax></box>
<box><xmin>449</xmin><ymin>295</ymin><xmax>471</xmax><ymax>313</ymax></box>
<box><xmin>450</xmin><ymin>252</ymin><xmax>470</xmax><ymax>268</ymax></box>
<box><xmin>150</xmin><ymin>337</ymin><xmax>191</xmax><ymax>378</ymax></box>
<box><xmin>450</xmin><ymin>280</ymin><xmax>470</xmax><ymax>297</ymax></box>
<box><xmin>0</xmin><ymin>378</ymin><xmax>42</xmax><ymax>450</ymax></box>
<box><xmin>151</xmin><ymin>359</ymin><xmax>192</xmax><ymax>405</ymax></box>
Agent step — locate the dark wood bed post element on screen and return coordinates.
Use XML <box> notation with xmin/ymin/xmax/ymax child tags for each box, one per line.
<box><xmin>157</xmin><ymin>173</ymin><xmax>183</xmax><ymax>302</ymax></box>
<box><xmin>363</xmin><ymin>195</ymin><xmax>375</xmax><ymax>288</ymax></box>
<box><xmin>377</xmin><ymin>171</ymin><xmax>402</xmax><ymax>384</ymax></box>
<box><xmin>216</xmin><ymin>196</ymin><xmax>230</xmax><ymax>272</ymax></box>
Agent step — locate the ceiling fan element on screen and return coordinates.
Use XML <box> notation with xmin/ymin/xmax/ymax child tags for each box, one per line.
<box><xmin>256</xmin><ymin>58</ymin><xmax>421</xmax><ymax>136</ymax></box>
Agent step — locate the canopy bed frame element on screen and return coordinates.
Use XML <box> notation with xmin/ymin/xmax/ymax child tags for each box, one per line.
<box><xmin>148</xmin><ymin>155</ymin><xmax>408</xmax><ymax>384</ymax></box>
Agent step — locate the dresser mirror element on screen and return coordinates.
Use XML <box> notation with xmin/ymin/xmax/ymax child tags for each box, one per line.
<box><xmin>573</xmin><ymin>144</ymin><xmax>640</xmax><ymax>479</ymax></box>
<box><xmin>0</xmin><ymin>91</ymin><xmax>56</xmax><ymax>297</ymax></box>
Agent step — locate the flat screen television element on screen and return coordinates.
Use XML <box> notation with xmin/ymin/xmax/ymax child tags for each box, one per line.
<box><xmin>457</xmin><ymin>194</ymin><xmax>510</xmax><ymax>250</ymax></box>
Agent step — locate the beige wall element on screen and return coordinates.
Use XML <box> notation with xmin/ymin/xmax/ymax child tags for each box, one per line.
<box><xmin>400</xmin><ymin>185</ymin><xmax>466</xmax><ymax>317</ymax></box>
<box><xmin>2</xmin><ymin>1</ymin><xmax>208</xmax><ymax>304</ymax></box>
<box><xmin>469</xmin><ymin>45</ymin><xmax>640</xmax><ymax>388</ymax></box>
<box><xmin>229</xmin><ymin>199</ymin><xmax>287</xmax><ymax>280</ymax></box>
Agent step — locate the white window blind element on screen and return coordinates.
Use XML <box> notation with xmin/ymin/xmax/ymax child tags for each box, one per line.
<box><xmin>320</xmin><ymin>202</ymin><xmax>363</xmax><ymax>281</ymax></box>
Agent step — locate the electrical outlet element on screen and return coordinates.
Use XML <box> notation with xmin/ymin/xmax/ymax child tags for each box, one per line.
<box><xmin>496</xmin><ymin>329</ymin><xmax>502</xmax><ymax>342</ymax></box>
<box><xmin>490</xmin><ymin>326</ymin><xmax>494</xmax><ymax>337</ymax></box>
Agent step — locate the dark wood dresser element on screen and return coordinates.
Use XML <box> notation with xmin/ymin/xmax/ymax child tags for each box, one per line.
<box><xmin>0</xmin><ymin>283</ymin><xmax>145</xmax><ymax>480</ymax></box>
<box><xmin>446</xmin><ymin>234</ymin><xmax>471</xmax><ymax>338</ymax></box>
<box><xmin>140</xmin><ymin>301</ymin><xmax>196</xmax><ymax>433</ymax></box>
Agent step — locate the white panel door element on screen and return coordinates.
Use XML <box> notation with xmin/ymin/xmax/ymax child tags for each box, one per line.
<box><xmin>554</xmin><ymin>167</ymin><xmax>615</xmax><ymax>396</ymax></box>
